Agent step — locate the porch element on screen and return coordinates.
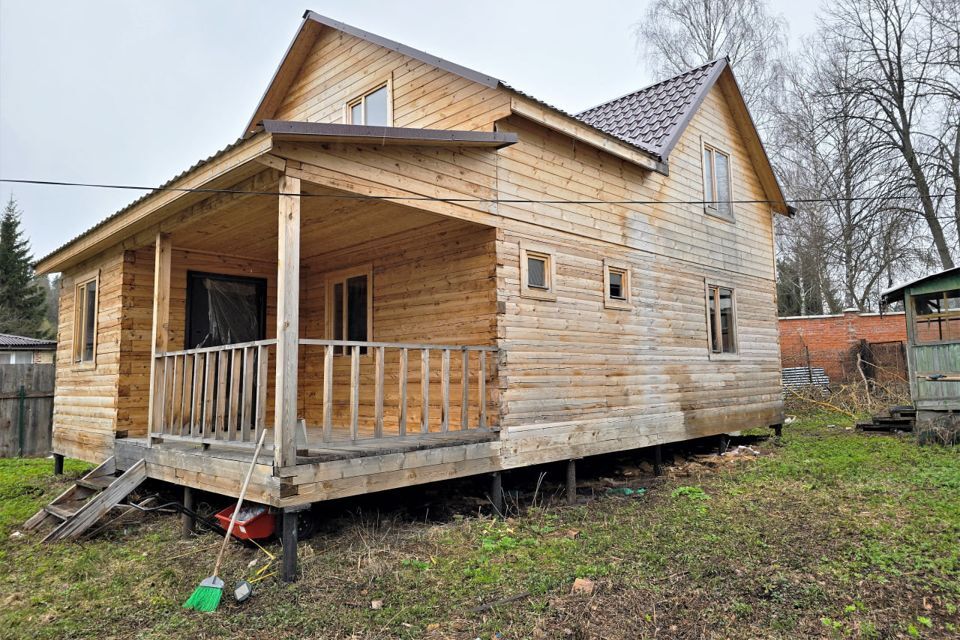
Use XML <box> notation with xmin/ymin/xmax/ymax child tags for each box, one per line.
<box><xmin>130</xmin><ymin>161</ymin><xmax>502</xmax><ymax>498</ymax></box>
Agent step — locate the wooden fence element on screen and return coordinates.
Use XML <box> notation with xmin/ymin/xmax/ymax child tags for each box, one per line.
<box><xmin>0</xmin><ymin>364</ymin><xmax>55</xmax><ymax>457</ymax></box>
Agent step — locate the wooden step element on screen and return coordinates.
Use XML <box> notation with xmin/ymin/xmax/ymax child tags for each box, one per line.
<box><xmin>43</xmin><ymin>459</ymin><xmax>147</xmax><ymax>543</ymax></box>
<box><xmin>44</xmin><ymin>504</ymin><xmax>76</xmax><ymax>520</ymax></box>
<box><xmin>76</xmin><ymin>476</ymin><xmax>115</xmax><ymax>491</ymax></box>
<box><xmin>23</xmin><ymin>457</ymin><xmax>117</xmax><ymax>531</ymax></box>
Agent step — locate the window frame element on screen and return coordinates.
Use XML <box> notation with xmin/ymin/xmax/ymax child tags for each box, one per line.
<box><xmin>72</xmin><ymin>269</ymin><xmax>100</xmax><ymax>367</ymax></box>
<box><xmin>324</xmin><ymin>264</ymin><xmax>374</xmax><ymax>355</ymax></box>
<box><xmin>344</xmin><ymin>77</ymin><xmax>393</xmax><ymax>127</ymax></box>
<box><xmin>911</xmin><ymin>289</ymin><xmax>960</xmax><ymax>345</ymax></box>
<box><xmin>704</xmin><ymin>281</ymin><xmax>739</xmax><ymax>360</ymax></box>
<box><xmin>701</xmin><ymin>138</ymin><xmax>735</xmax><ymax>222</ymax></box>
<box><xmin>519</xmin><ymin>241</ymin><xmax>557</xmax><ymax>301</ymax></box>
<box><xmin>603</xmin><ymin>259</ymin><xmax>632</xmax><ymax>310</ymax></box>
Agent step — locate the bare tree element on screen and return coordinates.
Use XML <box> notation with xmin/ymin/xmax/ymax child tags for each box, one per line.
<box><xmin>633</xmin><ymin>0</ymin><xmax>788</xmax><ymax>131</ymax></box>
<box><xmin>824</xmin><ymin>0</ymin><xmax>958</xmax><ymax>268</ymax></box>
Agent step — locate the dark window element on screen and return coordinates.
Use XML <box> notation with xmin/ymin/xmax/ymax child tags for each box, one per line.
<box><xmin>329</xmin><ymin>272</ymin><xmax>370</xmax><ymax>355</ymax></box>
<box><xmin>527</xmin><ymin>256</ymin><xmax>547</xmax><ymax>289</ymax></box>
<box><xmin>186</xmin><ymin>272</ymin><xmax>267</xmax><ymax>349</ymax></box>
<box><xmin>609</xmin><ymin>270</ymin><xmax>624</xmax><ymax>300</ymax></box>
<box><xmin>83</xmin><ymin>280</ymin><xmax>96</xmax><ymax>361</ymax></box>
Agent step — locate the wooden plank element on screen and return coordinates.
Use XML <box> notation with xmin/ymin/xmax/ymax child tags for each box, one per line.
<box><xmin>44</xmin><ymin>459</ymin><xmax>147</xmax><ymax>542</ymax></box>
<box><xmin>421</xmin><ymin>348</ymin><xmax>430</xmax><ymax>433</ymax></box>
<box><xmin>146</xmin><ymin>233</ymin><xmax>171</xmax><ymax>445</ymax></box>
<box><xmin>179</xmin><ymin>354</ymin><xmax>193</xmax><ymax>436</ymax></box>
<box><xmin>478</xmin><ymin>350</ymin><xmax>487</xmax><ymax>429</ymax></box>
<box><xmin>461</xmin><ymin>349</ymin><xmax>469</xmax><ymax>430</ymax></box>
<box><xmin>398</xmin><ymin>347</ymin><xmax>408</xmax><ymax>437</ymax></box>
<box><xmin>256</xmin><ymin>345</ymin><xmax>269</xmax><ymax>441</ymax></box>
<box><xmin>202</xmin><ymin>352</ymin><xmax>215</xmax><ymax>439</ymax></box>
<box><xmin>374</xmin><ymin>346</ymin><xmax>385</xmax><ymax>438</ymax></box>
<box><xmin>191</xmin><ymin>353</ymin><xmax>203</xmax><ymax>437</ymax></box>
<box><xmin>274</xmin><ymin>173</ymin><xmax>301</xmax><ymax>468</ymax></box>
<box><xmin>228</xmin><ymin>349</ymin><xmax>242</xmax><ymax>441</ymax></box>
<box><xmin>322</xmin><ymin>345</ymin><xmax>333</xmax><ymax>442</ymax></box>
<box><xmin>350</xmin><ymin>345</ymin><xmax>360</xmax><ymax>440</ymax></box>
<box><xmin>241</xmin><ymin>347</ymin><xmax>255</xmax><ymax>441</ymax></box>
<box><xmin>441</xmin><ymin>349</ymin><xmax>450</xmax><ymax>432</ymax></box>
<box><xmin>215</xmin><ymin>350</ymin><xmax>229</xmax><ymax>439</ymax></box>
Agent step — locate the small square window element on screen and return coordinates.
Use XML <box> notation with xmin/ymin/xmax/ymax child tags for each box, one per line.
<box><xmin>346</xmin><ymin>82</ymin><xmax>391</xmax><ymax>126</ymax></box>
<box><xmin>603</xmin><ymin>260</ymin><xmax>631</xmax><ymax>310</ymax></box>
<box><xmin>520</xmin><ymin>242</ymin><xmax>556</xmax><ymax>301</ymax></box>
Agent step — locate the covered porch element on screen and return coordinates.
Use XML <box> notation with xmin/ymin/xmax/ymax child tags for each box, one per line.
<box><xmin>133</xmin><ymin>158</ymin><xmax>501</xmax><ymax>480</ymax></box>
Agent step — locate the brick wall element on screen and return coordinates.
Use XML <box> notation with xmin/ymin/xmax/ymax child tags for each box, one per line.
<box><xmin>779</xmin><ymin>310</ymin><xmax>908</xmax><ymax>383</ymax></box>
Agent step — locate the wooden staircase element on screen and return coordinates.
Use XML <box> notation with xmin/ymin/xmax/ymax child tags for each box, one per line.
<box><xmin>856</xmin><ymin>406</ymin><xmax>917</xmax><ymax>433</ymax></box>
<box><xmin>24</xmin><ymin>456</ymin><xmax>147</xmax><ymax>542</ymax></box>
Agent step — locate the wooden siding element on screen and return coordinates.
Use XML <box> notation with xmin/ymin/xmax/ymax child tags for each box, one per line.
<box><xmin>52</xmin><ymin>249</ymin><xmax>125</xmax><ymax>461</ymax></box>
<box><xmin>273</xmin><ymin>27</ymin><xmax>511</xmax><ymax>132</ymax></box>
<box><xmin>493</xmin><ymin>85</ymin><xmax>781</xmax><ymax>435</ymax></box>
<box><xmin>298</xmin><ymin>217</ymin><xmax>498</xmax><ymax>434</ymax></box>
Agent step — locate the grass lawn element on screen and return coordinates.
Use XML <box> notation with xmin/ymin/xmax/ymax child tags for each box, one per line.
<box><xmin>0</xmin><ymin>413</ymin><xmax>958</xmax><ymax>639</ymax></box>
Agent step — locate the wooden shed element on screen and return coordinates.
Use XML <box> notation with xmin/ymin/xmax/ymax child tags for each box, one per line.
<box><xmin>32</xmin><ymin>11</ymin><xmax>789</xmax><ymax>575</ymax></box>
<box><xmin>881</xmin><ymin>267</ymin><xmax>960</xmax><ymax>418</ymax></box>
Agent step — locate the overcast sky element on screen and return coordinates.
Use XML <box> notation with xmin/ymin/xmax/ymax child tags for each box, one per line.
<box><xmin>0</xmin><ymin>0</ymin><xmax>819</xmax><ymax>262</ymax></box>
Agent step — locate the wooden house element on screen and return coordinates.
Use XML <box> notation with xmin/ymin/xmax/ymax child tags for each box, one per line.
<box><xmin>882</xmin><ymin>267</ymin><xmax>960</xmax><ymax>420</ymax></box>
<box><xmin>34</xmin><ymin>11</ymin><xmax>789</xmax><ymax>575</ymax></box>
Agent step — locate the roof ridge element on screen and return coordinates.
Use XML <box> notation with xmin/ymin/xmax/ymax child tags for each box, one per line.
<box><xmin>576</xmin><ymin>57</ymin><xmax>726</xmax><ymax>117</ymax></box>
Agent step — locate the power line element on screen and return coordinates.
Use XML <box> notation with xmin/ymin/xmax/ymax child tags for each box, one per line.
<box><xmin>0</xmin><ymin>177</ymin><xmax>953</xmax><ymax>208</ymax></box>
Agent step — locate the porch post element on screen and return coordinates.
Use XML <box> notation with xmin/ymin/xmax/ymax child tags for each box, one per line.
<box><xmin>146</xmin><ymin>232</ymin><xmax>171</xmax><ymax>447</ymax></box>
<box><xmin>274</xmin><ymin>173</ymin><xmax>301</xmax><ymax>469</ymax></box>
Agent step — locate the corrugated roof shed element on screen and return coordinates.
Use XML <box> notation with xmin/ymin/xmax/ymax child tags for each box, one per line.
<box><xmin>575</xmin><ymin>59</ymin><xmax>726</xmax><ymax>161</ymax></box>
<box><xmin>0</xmin><ymin>334</ymin><xmax>57</xmax><ymax>351</ymax></box>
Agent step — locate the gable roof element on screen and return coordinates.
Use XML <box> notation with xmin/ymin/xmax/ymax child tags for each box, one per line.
<box><xmin>0</xmin><ymin>334</ymin><xmax>56</xmax><ymax>351</ymax></box>
<box><xmin>248</xmin><ymin>11</ymin><xmax>788</xmax><ymax>213</ymax></box>
<box><xmin>575</xmin><ymin>59</ymin><xmax>726</xmax><ymax>161</ymax></box>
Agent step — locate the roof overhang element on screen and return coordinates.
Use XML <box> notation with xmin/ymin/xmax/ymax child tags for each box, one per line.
<box><xmin>260</xmin><ymin>120</ymin><xmax>517</xmax><ymax>148</ymax></box>
<box><xmin>881</xmin><ymin>266</ymin><xmax>960</xmax><ymax>306</ymax></box>
<box><xmin>35</xmin><ymin>124</ymin><xmax>516</xmax><ymax>274</ymax></box>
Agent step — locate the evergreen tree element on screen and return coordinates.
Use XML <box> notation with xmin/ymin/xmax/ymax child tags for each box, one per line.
<box><xmin>0</xmin><ymin>196</ymin><xmax>49</xmax><ymax>337</ymax></box>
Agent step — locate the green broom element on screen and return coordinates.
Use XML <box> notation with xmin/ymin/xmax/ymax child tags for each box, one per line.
<box><xmin>184</xmin><ymin>428</ymin><xmax>268</xmax><ymax>612</ymax></box>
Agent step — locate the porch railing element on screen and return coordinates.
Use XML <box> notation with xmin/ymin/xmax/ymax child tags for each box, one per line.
<box><xmin>151</xmin><ymin>339</ymin><xmax>276</xmax><ymax>445</ymax></box>
<box><xmin>299</xmin><ymin>339</ymin><xmax>497</xmax><ymax>442</ymax></box>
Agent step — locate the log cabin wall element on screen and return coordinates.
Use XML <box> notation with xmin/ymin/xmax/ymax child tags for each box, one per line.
<box><xmin>113</xmin><ymin>248</ymin><xmax>280</xmax><ymax>441</ymax></box>
<box><xmin>53</xmin><ymin>249</ymin><xmax>125</xmax><ymax>462</ymax></box>
<box><xmin>298</xmin><ymin>217</ymin><xmax>498</xmax><ymax>435</ymax></box>
<box><xmin>494</xmin><ymin>85</ymin><xmax>782</xmax><ymax>439</ymax></box>
<box><xmin>272</xmin><ymin>27</ymin><xmax>511</xmax><ymax>131</ymax></box>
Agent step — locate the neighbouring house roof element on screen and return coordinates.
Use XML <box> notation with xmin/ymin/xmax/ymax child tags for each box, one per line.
<box><xmin>0</xmin><ymin>334</ymin><xmax>57</xmax><ymax>351</ymax></box>
<box><xmin>881</xmin><ymin>266</ymin><xmax>960</xmax><ymax>305</ymax></box>
<box><xmin>575</xmin><ymin>59</ymin><xmax>726</xmax><ymax>161</ymax></box>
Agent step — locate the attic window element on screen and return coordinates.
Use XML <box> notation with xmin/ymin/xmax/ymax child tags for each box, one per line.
<box><xmin>702</xmin><ymin>141</ymin><xmax>733</xmax><ymax>220</ymax></box>
<box><xmin>347</xmin><ymin>83</ymin><xmax>390</xmax><ymax>126</ymax></box>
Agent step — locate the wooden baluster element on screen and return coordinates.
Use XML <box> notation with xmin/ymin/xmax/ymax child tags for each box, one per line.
<box><xmin>461</xmin><ymin>349</ymin><xmax>470</xmax><ymax>430</ymax></box>
<box><xmin>322</xmin><ymin>345</ymin><xmax>333</xmax><ymax>442</ymax></box>
<box><xmin>170</xmin><ymin>355</ymin><xmax>181</xmax><ymax>435</ymax></box>
<box><xmin>228</xmin><ymin>349</ymin><xmax>242</xmax><ymax>441</ymax></box>
<box><xmin>180</xmin><ymin>354</ymin><xmax>194</xmax><ymax>436</ymax></box>
<box><xmin>241</xmin><ymin>347</ymin><xmax>255</xmax><ymax>441</ymax></box>
<box><xmin>215</xmin><ymin>350</ymin><xmax>229</xmax><ymax>439</ymax></box>
<box><xmin>440</xmin><ymin>349</ymin><xmax>450</xmax><ymax>433</ymax></box>
<box><xmin>158</xmin><ymin>356</ymin><xmax>171</xmax><ymax>436</ymax></box>
<box><xmin>478</xmin><ymin>351</ymin><xmax>487</xmax><ymax>429</ymax></box>
<box><xmin>191</xmin><ymin>353</ymin><xmax>203</xmax><ymax>437</ymax></box>
<box><xmin>374</xmin><ymin>346</ymin><xmax>385</xmax><ymax>439</ymax></box>
<box><xmin>420</xmin><ymin>348</ymin><xmax>430</xmax><ymax>433</ymax></box>
<box><xmin>350</xmin><ymin>345</ymin><xmax>360</xmax><ymax>440</ymax></box>
<box><xmin>255</xmin><ymin>346</ymin><xmax>269</xmax><ymax>441</ymax></box>
<box><xmin>398</xmin><ymin>348</ymin><xmax>408</xmax><ymax>437</ymax></box>
<box><xmin>202</xmin><ymin>352</ymin><xmax>215</xmax><ymax>439</ymax></box>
